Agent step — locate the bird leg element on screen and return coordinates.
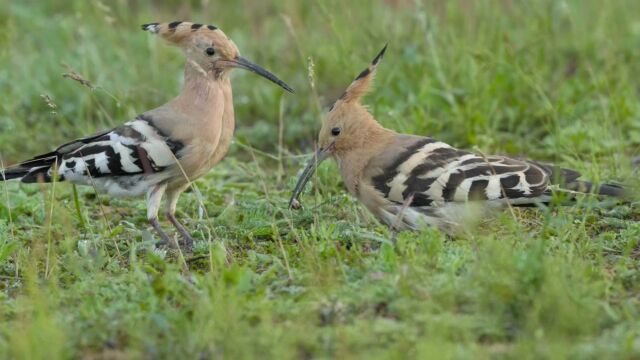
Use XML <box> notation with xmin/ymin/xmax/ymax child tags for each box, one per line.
<box><xmin>147</xmin><ymin>183</ymin><xmax>174</xmax><ymax>247</ymax></box>
<box><xmin>390</xmin><ymin>193</ymin><xmax>415</xmax><ymax>244</ymax></box>
<box><xmin>150</xmin><ymin>217</ymin><xmax>172</xmax><ymax>245</ymax></box>
<box><xmin>167</xmin><ymin>214</ymin><xmax>194</xmax><ymax>247</ymax></box>
<box><xmin>165</xmin><ymin>186</ymin><xmax>194</xmax><ymax>247</ymax></box>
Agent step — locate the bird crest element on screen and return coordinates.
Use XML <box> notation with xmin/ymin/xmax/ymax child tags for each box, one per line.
<box><xmin>334</xmin><ymin>44</ymin><xmax>387</xmax><ymax>106</ymax></box>
<box><xmin>141</xmin><ymin>21</ymin><xmax>231</xmax><ymax>49</ymax></box>
<box><xmin>142</xmin><ymin>21</ymin><xmax>222</xmax><ymax>40</ymax></box>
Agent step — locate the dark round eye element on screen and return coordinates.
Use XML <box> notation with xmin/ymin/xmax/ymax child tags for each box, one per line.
<box><xmin>205</xmin><ymin>47</ymin><xmax>215</xmax><ymax>56</ymax></box>
<box><xmin>331</xmin><ymin>127</ymin><xmax>341</xmax><ymax>136</ymax></box>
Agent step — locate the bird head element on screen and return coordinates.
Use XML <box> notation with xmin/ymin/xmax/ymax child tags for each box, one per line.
<box><xmin>290</xmin><ymin>45</ymin><xmax>388</xmax><ymax>208</ymax></box>
<box><xmin>142</xmin><ymin>21</ymin><xmax>293</xmax><ymax>92</ymax></box>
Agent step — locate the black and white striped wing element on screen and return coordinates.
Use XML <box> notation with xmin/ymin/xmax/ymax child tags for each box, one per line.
<box><xmin>371</xmin><ymin>136</ymin><xmax>551</xmax><ymax>207</ymax></box>
<box><xmin>18</xmin><ymin>115</ymin><xmax>184</xmax><ymax>183</ymax></box>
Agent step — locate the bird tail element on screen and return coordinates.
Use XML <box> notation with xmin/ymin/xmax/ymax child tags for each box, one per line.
<box><xmin>511</xmin><ymin>181</ymin><xmax>628</xmax><ymax>209</ymax></box>
<box><xmin>0</xmin><ymin>167</ymin><xmax>30</xmax><ymax>181</ymax></box>
<box><xmin>529</xmin><ymin>161</ymin><xmax>629</xmax><ymax>199</ymax></box>
<box><xmin>1</xmin><ymin>154</ymin><xmax>60</xmax><ymax>183</ymax></box>
<box><xmin>563</xmin><ymin>180</ymin><xmax>627</xmax><ymax>198</ymax></box>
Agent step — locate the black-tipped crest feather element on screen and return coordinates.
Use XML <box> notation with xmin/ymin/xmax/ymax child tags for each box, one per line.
<box><xmin>141</xmin><ymin>23</ymin><xmax>159</xmax><ymax>31</ymax></box>
<box><xmin>338</xmin><ymin>44</ymin><xmax>388</xmax><ymax>103</ymax></box>
<box><xmin>372</xmin><ymin>44</ymin><xmax>387</xmax><ymax>65</ymax></box>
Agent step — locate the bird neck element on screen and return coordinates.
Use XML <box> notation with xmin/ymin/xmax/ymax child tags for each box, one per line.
<box><xmin>336</xmin><ymin>125</ymin><xmax>396</xmax><ymax>195</ymax></box>
<box><xmin>172</xmin><ymin>61</ymin><xmax>230</xmax><ymax>117</ymax></box>
<box><xmin>207</xmin><ymin>77</ymin><xmax>236</xmax><ymax>165</ymax></box>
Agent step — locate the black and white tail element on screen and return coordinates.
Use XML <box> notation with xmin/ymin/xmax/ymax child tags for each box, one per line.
<box><xmin>1</xmin><ymin>157</ymin><xmax>58</xmax><ymax>183</ymax></box>
<box><xmin>531</xmin><ymin>161</ymin><xmax>627</xmax><ymax>200</ymax></box>
<box><xmin>0</xmin><ymin>129</ymin><xmax>112</xmax><ymax>183</ymax></box>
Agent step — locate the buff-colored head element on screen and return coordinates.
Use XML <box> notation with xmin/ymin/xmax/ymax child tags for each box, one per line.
<box><xmin>142</xmin><ymin>21</ymin><xmax>293</xmax><ymax>92</ymax></box>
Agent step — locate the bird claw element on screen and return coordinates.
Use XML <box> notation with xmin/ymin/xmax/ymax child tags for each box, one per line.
<box><xmin>179</xmin><ymin>234</ymin><xmax>194</xmax><ymax>250</ymax></box>
<box><xmin>150</xmin><ymin>218</ymin><xmax>173</xmax><ymax>247</ymax></box>
<box><xmin>154</xmin><ymin>237</ymin><xmax>179</xmax><ymax>250</ymax></box>
<box><xmin>167</xmin><ymin>213</ymin><xmax>195</xmax><ymax>250</ymax></box>
<box><xmin>154</xmin><ymin>239</ymin><xmax>169</xmax><ymax>249</ymax></box>
<box><xmin>290</xmin><ymin>198</ymin><xmax>302</xmax><ymax>210</ymax></box>
<box><xmin>152</xmin><ymin>231</ymin><xmax>193</xmax><ymax>251</ymax></box>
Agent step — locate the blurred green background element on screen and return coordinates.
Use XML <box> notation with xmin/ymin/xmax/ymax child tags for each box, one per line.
<box><xmin>2</xmin><ymin>0</ymin><xmax>638</xmax><ymax>169</ymax></box>
<box><xmin>0</xmin><ymin>0</ymin><xmax>639</xmax><ymax>358</ymax></box>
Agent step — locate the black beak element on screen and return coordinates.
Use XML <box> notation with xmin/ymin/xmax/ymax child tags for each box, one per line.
<box><xmin>288</xmin><ymin>144</ymin><xmax>334</xmax><ymax>209</ymax></box>
<box><xmin>226</xmin><ymin>56</ymin><xmax>294</xmax><ymax>93</ymax></box>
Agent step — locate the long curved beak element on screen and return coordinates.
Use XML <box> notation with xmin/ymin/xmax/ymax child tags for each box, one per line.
<box><xmin>223</xmin><ymin>56</ymin><xmax>294</xmax><ymax>93</ymax></box>
<box><xmin>288</xmin><ymin>143</ymin><xmax>334</xmax><ymax>209</ymax></box>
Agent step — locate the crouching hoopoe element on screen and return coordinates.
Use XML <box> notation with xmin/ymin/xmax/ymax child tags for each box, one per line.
<box><xmin>0</xmin><ymin>21</ymin><xmax>293</xmax><ymax>246</ymax></box>
<box><xmin>289</xmin><ymin>46</ymin><xmax>625</xmax><ymax>234</ymax></box>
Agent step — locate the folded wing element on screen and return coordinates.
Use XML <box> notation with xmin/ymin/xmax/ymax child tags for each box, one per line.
<box><xmin>3</xmin><ymin>115</ymin><xmax>184</xmax><ymax>184</ymax></box>
<box><xmin>369</xmin><ymin>136</ymin><xmax>557</xmax><ymax>207</ymax></box>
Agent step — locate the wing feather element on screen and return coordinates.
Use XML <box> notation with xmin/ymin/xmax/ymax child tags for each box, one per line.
<box><xmin>12</xmin><ymin>115</ymin><xmax>185</xmax><ymax>183</ymax></box>
<box><xmin>371</xmin><ymin>137</ymin><xmax>552</xmax><ymax>207</ymax></box>
<box><xmin>58</xmin><ymin>116</ymin><xmax>184</xmax><ymax>181</ymax></box>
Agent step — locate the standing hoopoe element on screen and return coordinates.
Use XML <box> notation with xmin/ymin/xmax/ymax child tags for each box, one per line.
<box><xmin>289</xmin><ymin>46</ymin><xmax>625</xmax><ymax>234</ymax></box>
<box><xmin>0</xmin><ymin>21</ymin><xmax>293</xmax><ymax>246</ymax></box>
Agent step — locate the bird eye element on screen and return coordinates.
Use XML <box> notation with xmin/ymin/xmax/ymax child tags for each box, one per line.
<box><xmin>205</xmin><ymin>47</ymin><xmax>215</xmax><ymax>56</ymax></box>
<box><xmin>331</xmin><ymin>127</ymin><xmax>341</xmax><ymax>136</ymax></box>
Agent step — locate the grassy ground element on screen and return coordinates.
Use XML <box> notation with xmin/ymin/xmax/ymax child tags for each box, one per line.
<box><xmin>1</xmin><ymin>0</ymin><xmax>639</xmax><ymax>358</ymax></box>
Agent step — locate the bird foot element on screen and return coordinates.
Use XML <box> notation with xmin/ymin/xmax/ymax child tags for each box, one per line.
<box><xmin>150</xmin><ymin>217</ymin><xmax>175</xmax><ymax>248</ymax></box>
<box><xmin>167</xmin><ymin>213</ymin><xmax>195</xmax><ymax>249</ymax></box>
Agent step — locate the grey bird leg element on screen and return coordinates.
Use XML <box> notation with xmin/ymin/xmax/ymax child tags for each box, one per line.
<box><xmin>150</xmin><ymin>217</ymin><xmax>172</xmax><ymax>245</ymax></box>
<box><xmin>390</xmin><ymin>193</ymin><xmax>415</xmax><ymax>244</ymax></box>
<box><xmin>165</xmin><ymin>186</ymin><xmax>194</xmax><ymax>248</ymax></box>
<box><xmin>167</xmin><ymin>214</ymin><xmax>194</xmax><ymax>247</ymax></box>
<box><xmin>147</xmin><ymin>183</ymin><xmax>175</xmax><ymax>247</ymax></box>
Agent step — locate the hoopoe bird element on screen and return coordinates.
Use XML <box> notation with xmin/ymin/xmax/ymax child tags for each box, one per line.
<box><xmin>0</xmin><ymin>21</ymin><xmax>293</xmax><ymax>246</ymax></box>
<box><xmin>289</xmin><ymin>45</ymin><xmax>625</xmax><ymax>234</ymax></box>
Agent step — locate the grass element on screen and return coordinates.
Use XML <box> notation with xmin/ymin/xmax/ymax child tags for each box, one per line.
<box><xmin>1</xmin><ymin>0</ymin><xmax>639</xmax><ymax>358</ymax></box>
